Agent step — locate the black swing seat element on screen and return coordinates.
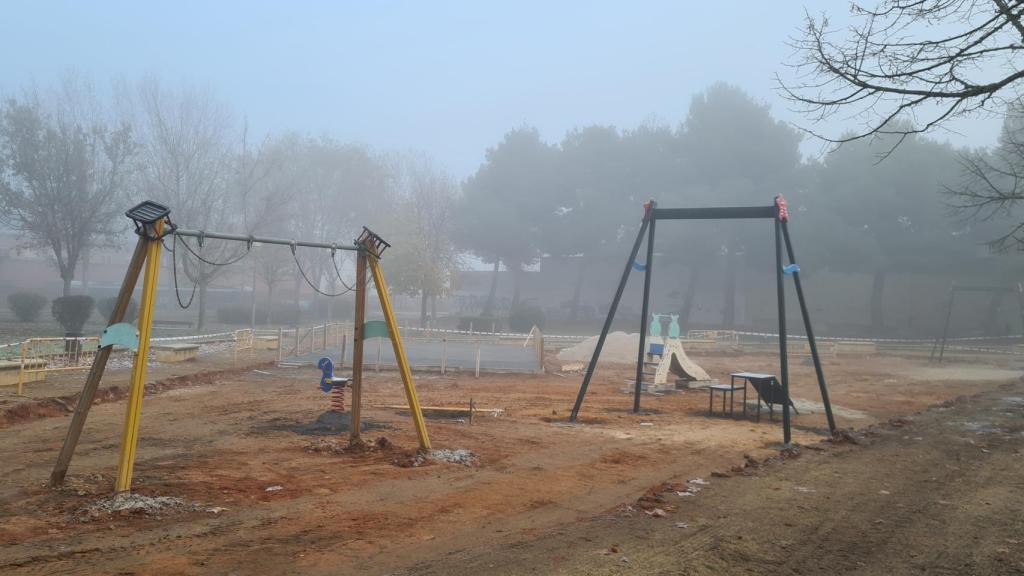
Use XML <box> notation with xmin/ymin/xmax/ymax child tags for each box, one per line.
<box><xmin>748</xmin><ymin>377</ymin><xmax>799</xmax><ymax>423</ymax></box>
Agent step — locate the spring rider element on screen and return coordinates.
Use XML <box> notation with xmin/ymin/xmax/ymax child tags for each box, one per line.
<box><xmin>318</xmin><ymin>357</ymin><xmax>351</xmax><ymax>413</ymax></box>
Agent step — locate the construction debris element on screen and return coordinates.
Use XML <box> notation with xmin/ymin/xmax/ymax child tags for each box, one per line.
<box><xmin>429</xmin><ymin>448</ymin><xmax>477</xmax><ymax>466</ymax></box>
<box><xmin>76</xmin><ymin>493</ymin><xmax>198</xmax><ymax>522</ymax></box>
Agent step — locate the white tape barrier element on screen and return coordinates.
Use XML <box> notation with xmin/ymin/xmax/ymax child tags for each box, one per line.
<box><xmin>399</xmin><ymin>325</ymin><xmax>584</xmax><ymax>341</ymax></box>
<box><xmin>731</xmin><ymin>330</ymin><xmax>1024</xmax><ymax>344</ymax></box>
<box><xmin>151</xmin><ymin>331</ymin><xmax>235</xmax><ymax>343</ymax></box>
<box><xmin>4</xmin><ymin>326</ymin><xmax>1021</xmax><ymax>354</ymax></box>
<box><xmin>398</xmin><ymin>325</ymin><xmax>1024</xmax><ymax>346</ymax></box>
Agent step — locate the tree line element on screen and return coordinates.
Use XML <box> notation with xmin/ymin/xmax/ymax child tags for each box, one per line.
<box><xmin>2</xmin><ymin>75</ymin><xmax>1020</xmax><ymax>335</ymax></box>
<box><xmin>0</xmin><ymin>74</ymin><xmax>458</xmax><ymax>329</ymax></box>
<box><xmin>459</xmin><ymin>83</ymin><xmax>1020</xmax><ymax>334</ymax></box>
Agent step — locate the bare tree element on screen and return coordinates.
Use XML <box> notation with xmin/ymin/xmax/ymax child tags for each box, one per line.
<box><xmin>383</xmin><ymin>152</ymin><xmax>460</xmax><ymax>326</ymax></box>
<box><xmin>946</xmin><ymin>103</ymin><xmax>1024</xmax><ymax>249</ymax></box>
<box><xmin>129</xmin><ymin>78</ymin><xmax>239</xmax><ymax>329</ymax></box>
<box><xmin>238</xmin><ymin>131</ymin><xmax>298</xmax><ymax>322</ymax></box>
<box><xmin>273</xmin><ymin>136</ymin><xmax>390</xmax><ymax>321</ymax></box>
<box><xmin>0</xmin><ymin>76</ymin><xmax>134</xmax><ymax>296</ymax></box>
<box><xmin>781</xmin><ymin>0</ymin><xmax>1024</xmax><ymax>151</ymax></box>
<box><xmin>781</xmin><ymin>0</ymin><xmax>1024</xmax><ymax>249</ymax></box>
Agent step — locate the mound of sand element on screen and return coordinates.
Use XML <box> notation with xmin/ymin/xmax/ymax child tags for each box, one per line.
<box><xmin>557</xmin><ymin>332</ymin><xmax>642</xmax><ymax>364</ymax></box>
<box><xmin>258</xmin><ymin>411</ymin><xmax>387</xmax><ymax>436</ymax></box>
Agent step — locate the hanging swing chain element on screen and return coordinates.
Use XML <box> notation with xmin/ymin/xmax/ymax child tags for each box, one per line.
<box><xmin>168</xmin><ymin>233</ymin><xmax>198</xmax><ymax>309</ymax></box>
<box><xmin>162</xmin><ymin>231</ymin><xmax>251</xmax><ymax>309</ymax></box>
<box><xmin>330</xmin><ymin>245</ymin><xmax>359</xmax><ymax>292</ymax></box>
<box><xmin>290</xmin><ymin>242</ymin><xmax>356</xmax><ymax>297</ymax></box>
<box><xmin>160</xmin><ymin>228</ymin><xmax>365</xmax><ymax>301</ymax></box>
<box><xmin>174</xmin><ymin>232</ymin><xmax>252</xmax><ymax>267</ymax></box>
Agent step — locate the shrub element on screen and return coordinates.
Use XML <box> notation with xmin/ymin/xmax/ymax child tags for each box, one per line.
<box><xmin>457</xmin><ymin>315</ymin><xmax>500</xmax><ymax>333</ymax></box>
<box><xmin>7</xmin><ymin>291</ymin><xmax>48</xmax><ymax>322</ymax></box>
<box><xmin>51</xmin><ymin>295</ymin><xmax>95</xmax><ymax>334</ymax></box>
<box><xmin>217</xmin><ymin>305</ymin><xmax>266</xmax><ymax>325</ymax></box>
<box><xmin>508</xmin><ymin>302</ymin><xmax>545</xmax><ymax>333</ymax></box>
<box><xmin>96</xmin><ymin>296</ymin><xmax>139</xmax><ymax>324</ymax></box>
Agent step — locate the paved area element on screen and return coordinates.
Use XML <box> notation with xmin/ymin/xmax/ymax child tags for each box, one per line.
<box><xmin>287</xmin><ymin>339</ymin><xmax>541</xmax><ymax>372</ymax></box>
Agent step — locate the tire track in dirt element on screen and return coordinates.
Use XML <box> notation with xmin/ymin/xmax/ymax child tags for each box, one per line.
<box><xmin>401</xmin><ymin>381</ymin><xmax>1024</xmax><ymax>575</ymax></box>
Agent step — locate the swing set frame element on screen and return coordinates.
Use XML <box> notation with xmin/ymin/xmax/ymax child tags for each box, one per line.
<box><xmin>50</xmin><ymin>201</ymin><xmax>430</xmax><ymax>491</ymax></box>
<box><xmin>569</xmin><ymin>196</ymin><xmax>837</xmax><ymax>445</ymax></box>
<box><xmin>930</xmin><ymin>282</ymin><xmax>1024</xmax><ymax>363</ymax></box>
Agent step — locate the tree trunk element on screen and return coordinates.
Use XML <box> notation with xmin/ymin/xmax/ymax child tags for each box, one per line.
<box><xmin>870</xmin><ymin>269</ymin><xmax>886</xmax><ymax>333</ymax></box>
<box><xmin>267</xmin><ymin>284</ymin><xmax>275</xmax><ymax>324</ymax></box>
<box><xmin>250</xmin><ymin>268</ymin><xmax>257</xmax><ymax>330</ymax></box>
<box><xmin>82</xmin><ymin>251</ymin><xmax>90</xmax><ymax>291</ymax></box>
<box><xmin>568</xmin><ymin>257</ymin><xmax>587</xmax><ymax>322</ymax></box>
<box><xmin>420</xmin><ymin>290</ymin><xmax>429</xmax><ymax>327</ymax></box>
<box><xmin>62</xmin><ymin>276</ymin><xmax>72</xmax><ymax>297</ymax></box>
<box><xmin>197</xmin><ymin>282</ymin><xmax>208</xmax><ymax>331</ymax></box>
<box><xmin>983</xmin><ymin>290</ymin><xmax>1006</xmax><ymax>335</ymax></box>
<box><xmin>721</xmin><ymin>247</ymin><xmax>737</xmax><ymax>329</ymax></box>
<box><xmin>430</xmin><ymin>294</ymin><xmax>437</xmax><ymax>323</ymax></box>
<box><xmin>678</xmin><ymin>266</ymin><xmax>700</xmax><ymax>330</ymax></box>
<box><xmin>511</xmin><ymin>266</ymin><xmax>522</xmax><ymax>310</ymax></box>
<box><xmin>483</xmin><ymin>259</ymin><xmax>500</xmax><ymax>317</ymax></box>
<box><xmin>294</xmin><ymin>272</ymin><xmax>303</xmax><ymax>323</ymax></box>
<box><xmin>325</xmin><ymin>278</ymin><xmax>334</xmax><ymax>324</ymax></box>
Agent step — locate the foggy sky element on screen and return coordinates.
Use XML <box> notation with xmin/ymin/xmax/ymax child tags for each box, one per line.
<box><xmin>1</xmin><ymin>1</ymin><xmax>1003</xmax><ymax>177</ymax></box>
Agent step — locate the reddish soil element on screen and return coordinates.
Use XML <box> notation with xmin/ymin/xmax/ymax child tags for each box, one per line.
<box><xmin>0</xmin><ymin>348</ymin><xmax>1021</xmax><ymax>574</ymax></box>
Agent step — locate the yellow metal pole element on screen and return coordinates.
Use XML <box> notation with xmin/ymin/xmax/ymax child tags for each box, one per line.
<box><xmin>368</xmin><ymin>256</ymin><xmax>430</xmax><ymax>450</ymax></box>
<box><xmin>115</xmin><ymin>219</ymin><xmax>164</xmax><ymax>492</ymax></box>
<box><xmin>17</xmin><ymin>341</ymin><xmax>25</xmax><ymax>396</ymax></box>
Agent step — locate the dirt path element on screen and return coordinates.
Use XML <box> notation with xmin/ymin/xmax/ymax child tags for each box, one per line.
<box><xmin>0</xmin><ymin>351</ymin><xmax>1020</xmax><ymax>575</ymax></box>
<box><xmin>406</xmin><ymin>380</ymin><xmax>1024</xmax><ymax>575</ymax></box>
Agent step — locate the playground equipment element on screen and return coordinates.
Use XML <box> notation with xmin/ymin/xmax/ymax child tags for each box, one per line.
<box><xmin>50</xmin><ymin>201</ymin><xmax>430</xmax><ymax>491</ymax></box>
<box><xmin>569</xmin><ymin>196</ymin><xmax>836</xmax><ymax>445</ymax></box>
<box><xmin>641</xmin><ymin>313</ymin><xmax>711</xmax><ymax>391</ymax></box>
<box><xmin>930</xmin><ymin>283</ymin><xmax>1024</xmax><ymax>363</ymax></box>
<box><xmin>10</xmin><ymin>336</ymin><xmax>100</xmax><ymax>395</ymax></box>
<box><xmin>318</xmin><ymin>357</ymin><xmax>351</xmax><ymax>412</ymax></box>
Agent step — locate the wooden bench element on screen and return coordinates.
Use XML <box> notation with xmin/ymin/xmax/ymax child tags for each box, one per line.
<box><xmin>152</xmin><ymin>343</ymin><xmax>200</xmax><ymax>363</ymax></box>
<box><xmin>0</xmin><ymin>358</ymin><xmax>47</xmax><ymax>387</ymax></box>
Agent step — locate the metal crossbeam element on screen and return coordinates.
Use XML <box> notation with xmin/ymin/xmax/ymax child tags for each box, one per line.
<box><xmin>173</xmin><ymin>228</ymin><xmax>360</xmax><ymax>251</ymax></box>
<box><xmin>652</xmin><ymin>206</ymin><xmax>776</xmax><ymax>220</ymax></box>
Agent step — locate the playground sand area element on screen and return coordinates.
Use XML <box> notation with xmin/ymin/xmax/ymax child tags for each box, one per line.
<box><xmin>1</xmin><ymin>348</ymin><xmax>1023</xmax><ymax>574</ymax></box>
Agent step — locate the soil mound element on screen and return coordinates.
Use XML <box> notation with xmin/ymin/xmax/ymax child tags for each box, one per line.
<box><xmin>280</xmin><ymin>411</ymin><xmax>386</xmax><ymax>436</ymax></box>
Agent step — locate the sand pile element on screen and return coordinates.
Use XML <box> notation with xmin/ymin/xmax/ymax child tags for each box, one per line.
<box><xmin>557</xmin><ymin>332</ymin><xmax>641</xmax><ymax>364</ymax></box>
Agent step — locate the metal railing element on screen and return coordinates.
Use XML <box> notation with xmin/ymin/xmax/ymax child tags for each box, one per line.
<box><xmin>15</xmin><ymin>337</ymin><xmax>101</xmax><ymax>395</ymax></box>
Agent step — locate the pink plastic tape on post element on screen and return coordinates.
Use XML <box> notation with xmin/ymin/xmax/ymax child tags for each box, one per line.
<box><xmin>775</xmin><ymin>195</ymin><xmax>789</xmax><ymax>222</ymax></box>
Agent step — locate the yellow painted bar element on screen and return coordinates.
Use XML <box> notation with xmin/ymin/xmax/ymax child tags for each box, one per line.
<box><xmin>115</xmin><ymin>220</ymin><xmax>164</xmax><ymax>492</ymax></box>
<box><xmin>17</xmin><ymin>342</ymin><xmax>25</xmax><ymax>395</ymax></box>
<box><xmin>368</xmin><ymin>256</ymin><xmax>430</xmax><ymax>450</ymax></box>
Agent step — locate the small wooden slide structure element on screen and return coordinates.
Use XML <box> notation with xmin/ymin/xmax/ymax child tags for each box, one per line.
<box><xmin>639</xmin><ymin>313</ymin><xmax>712</xmax><ymax>391</ymax></box>
<box><xmin>650</xmin><ymin>337</ymin><xmax>711</xmax><ymax>387</ymax></box>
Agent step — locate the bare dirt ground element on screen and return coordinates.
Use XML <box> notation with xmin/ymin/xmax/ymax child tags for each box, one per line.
<box><xmin>1</xmin><ymin>348</ymin><xmax>1022</xmax><ymax>575</ymax></box>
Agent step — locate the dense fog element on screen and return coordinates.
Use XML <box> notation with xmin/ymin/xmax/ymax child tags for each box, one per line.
<box><xmin>2</xmin><ymin>1</ymin><xmax>1022</xmax><ymax>340</ymax></box>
